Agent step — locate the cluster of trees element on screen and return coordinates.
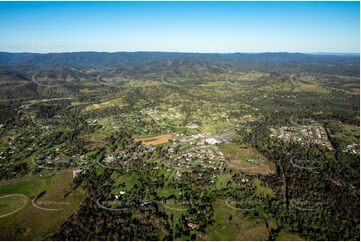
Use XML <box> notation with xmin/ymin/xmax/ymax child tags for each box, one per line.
<box><xmin>53</xmin><ymin>168</ymin><xmax>172</xmax><ymax>240</ymax></box>
<box><xmin>238</xmin><ymin>114</ymin><xmax>359</xmax><ymax>240</ymax></box>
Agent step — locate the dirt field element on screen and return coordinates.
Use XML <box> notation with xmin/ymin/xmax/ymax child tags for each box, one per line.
<box><xmin>228</xmin><ymin>160</ymin><xmax>275</xmax><ymax>175</ymax></box>
<box><xmin>85</xmin><ymin>98</ymin><xmax>124</xmax><ymax>111</ymax></box>
<box><xmin>93</xmin><ymin>104</ymin><xmax>101</xmax><ymax>109</ymax></box>
<box><xmin>134</xmin><ymin>134</ymin><xmax>173</xmax><ymax>146</ymax></box>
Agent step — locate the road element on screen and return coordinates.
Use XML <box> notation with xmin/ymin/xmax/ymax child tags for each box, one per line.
<box><xmin>31</xmin><ymin>74</ymin><xmax>62</xmax><ymax>88</ymax></box>
<box><xmin>161</xmin><ymin>72</ymin><xmax>182</xmax><ymax>88</ymax></box>
<box><xmin>225</xmin><ymin>197</ymin><xmax>253</xmax><ymax>211</ymax></box>
<box><xmin>96</xmin><ymin>74</ymin><xmax>122</xmax><ymax>88</ymax></box>
<box><xmin>161</xmin><ymin>200</ymin><xmax>188</xmax><ymax>211</ymax></box>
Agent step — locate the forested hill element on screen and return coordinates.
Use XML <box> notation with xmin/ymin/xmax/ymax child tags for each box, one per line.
<box><xmin>0</xmin><ymin>51</ymin><xmax>359</xmax><ymax>75</ymax></box>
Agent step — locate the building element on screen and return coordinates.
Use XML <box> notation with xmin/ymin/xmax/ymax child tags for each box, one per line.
<box><xmin>72</xmin><ymin>169</ymin><xmax>83</xmax><ymax>179</ymax></box>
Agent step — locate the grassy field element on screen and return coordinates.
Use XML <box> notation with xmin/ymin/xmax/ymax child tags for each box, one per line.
<box><xmin>156</xmin><ymin>185</ymin><xmax>180</xmax><ymax>198</ymax></box>
<box><xmin>111</xmin><ymin>172</ymin><xmax>140</xmax><ymax>193</ymax></box>
<box><xmin>219</xmin><ymin>143</ymin><xmax>275</xmax><ymax>175</ymax></box>
<box><xmin>215</xmin><ymin>174</ymin><xmax>232</xmax><ymax>190</ymax></box>
<box><xmin>252</xmin><ymin>178</ymin><xmax>275</xmax><ymax>198</ymax></box>
<box><xmin>0</xmin><ymin>195</ymin><xmax>27</xmax><ymax>217</ymax></box>
<box><xmin>201</xmin><ymin>122</ymin><xmax>230</xmax><ymax>133</ymax></box>
<box><xmin>80</xmin><ymin>132</ymin><xmax>108</xmax><ymax>149</ymax></box>
<box><xmin>202</xmin><ymin>199</ymin><xmax>270</xmax><ymax>240</ymax></box>
<box><xmin>0</xmin><ymin>171</ymin><xmax>85</xmax><ymax>240</ymax></box>
<box><xmin>276</xmin><ymin>231</ymin><xmax>303</xmax><ymax>241</ymax></box>
<box><xmin>328</xmin><ymin>122</ymin><xmax>360</xmax><ymax>145</ymax></box>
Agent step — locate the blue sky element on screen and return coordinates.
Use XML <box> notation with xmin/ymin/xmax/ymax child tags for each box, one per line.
<box><xmin>0</xmin><ymin>1</ymin><xmax>359</xmax><ymax>53</ymax></box>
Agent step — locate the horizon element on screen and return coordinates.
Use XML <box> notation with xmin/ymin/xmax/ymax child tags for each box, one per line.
<box><xmin>0</xmin><ymin>50</ymin><xmax>360</xmax><ymax>56</ymax></box>
<box><xmin>0</xmin><ymin>1</ymin><xmax>359</xmax><ymax>53</ymax></box>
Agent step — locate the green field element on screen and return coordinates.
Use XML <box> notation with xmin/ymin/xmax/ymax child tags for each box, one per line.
<box><xmin>252</xmin><ymin>178</ymin><xmax>275</xmax><ymax>198</ymax></box>
<box><xmin>203</xmin><ymin>199</ymin><xmax>270</xmax><ymax>241</ymax></box>
<box><xmin>0</xmin><ymin>195</ymin><xmax>27</xmax><ymax>217</ymax></box>
<box><xmin>276</xmin><ymin>231</ymin><xmax>303</xmax><ymax>241</ymax></box>
<box><xmin>328</xmin><ymin>122</ymin><xmax>360</xmax><ymax>145</ymax></box>
<box><xmin>219</xmin><ymin>143</ymin><xmax>275</xmax><ymax>175</ymax></box>
<box><xmin>0</xmin><ymin>172</ymin><xmax>85</xmax><ymax>240</ymax></box>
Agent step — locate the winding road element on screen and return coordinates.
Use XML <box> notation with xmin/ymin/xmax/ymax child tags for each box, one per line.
<box><xmin>96</xmin><ymin>74</ymin><xmax>122</xmax><ymax>88</ymax></box>
<box><xmin>225</xmin><ymin>197</ymin><xmax>253</xmax><ymax>211</ymax></box>
<box><xmin>32</xmin><ymin>74</ymin><xmax>63</xmax><ymax>88</ymax></box>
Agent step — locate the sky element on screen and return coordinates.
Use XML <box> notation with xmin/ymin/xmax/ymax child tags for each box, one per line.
<box><xmin>0</xmin><ymin>1</ymin><xmax>359</xmax><ymax>53</ymax></box>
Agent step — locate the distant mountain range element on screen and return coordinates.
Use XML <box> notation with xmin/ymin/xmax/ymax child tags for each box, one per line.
<box><xmin>0</xmin><ymin>51</ymin><xmax>359</xmax><ymax>76</ymax></box>
<box><xmin>307</xmin><ymin>52</ymin><xmax>360</xmax><ymax>56</ymax></box>
<box><xmin>0</xmin><ymin>51</ymin><xmax>358</xmax><ymax>66</ymax></box>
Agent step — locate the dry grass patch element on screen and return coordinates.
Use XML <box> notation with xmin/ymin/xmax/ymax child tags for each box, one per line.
<box><xmin>84</xmin><ymin>98</ymin><xmax>124</xmax><ymax>111</ymax></box>
<box><xmin>80</xmin><ymin>132</ymin><xmax>108</xmax><ymax>149</ymax></box>
<box><xmin>134</xmin><ymin>134</ymin><xmax>173</xmax><ymax>146</ymax></box>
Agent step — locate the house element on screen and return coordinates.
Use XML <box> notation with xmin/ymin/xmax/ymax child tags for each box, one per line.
<box><xmin>146</xmin><ymin>145</ymin><xmax>156</xmax><ymax>152</ymax></box>
<box><xmin>142</xmin><ymin>201</ymin><xmax>156</xmax><ymax>207</ymax></box>
<box><xmin>186</xmin><ymin>124</ymin><xmax>199</xmax><ymax>129</ymax></box>
<box><xmin>35</xmin><ymin>165</ymin><xmax>44</xmax><ymax>172</ymax></box>
<box><xmin>186</xmin><ymin>219</ymin><xmax>198</xmax><ymax>229</ymax></box>
<box><xmin>105</xmin><ymin>154</ymin><xmax>115</xmax><ymax>163</ymax></box>
<box><xmin>65</xmin><ymin>159</ymin><xmax>75</xmax><ymax>166</ymax></box>
<box><xmin>72</xmin><ymin>169</ymin><xmax>83</xmax><ymax>179</ymax></box>
<box><xmin>205</xmin><ymin>138</ymin><xmax>221</xmax><ymax>145</ymax></box>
